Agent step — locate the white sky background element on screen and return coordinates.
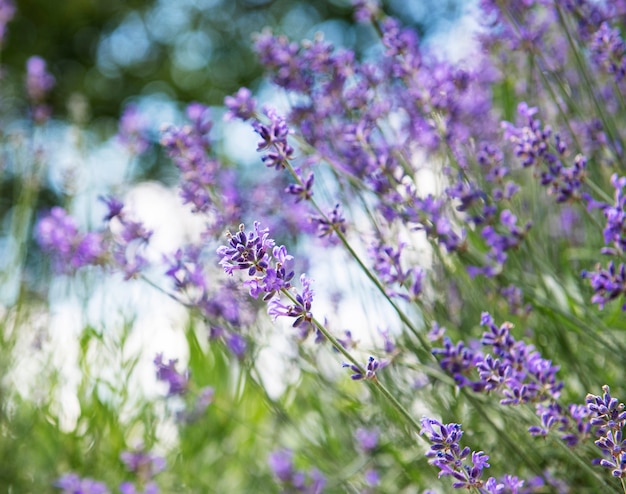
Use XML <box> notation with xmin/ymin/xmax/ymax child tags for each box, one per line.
<box><xmin>8</xmin><ymin>1</ymin><xmax>484</xmax><ymax>432</ymax></box>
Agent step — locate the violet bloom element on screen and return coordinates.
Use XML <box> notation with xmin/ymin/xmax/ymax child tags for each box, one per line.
<box><xmin>582</xmin><ymin>261</ymin><xmax>626</xmax><ymax>310</ymax></box>
<box><xmin>586</xmin><ymin>386</ymin><xmax>626</xmax><ymax>478</ymax></box>
<box><xmin>311</xmin><ymin>203</ymin><xmax>346</xmax><ymax>241</ymax></box>
<box><xmin>160</xmin><ymin>103</ymin><xmax>221</xmax><ymax>213</ymax></box>
<box><xmin>224</xmin><ymin>87</ymin><xmax>256</xmax><ymax>121</ymax></box>
<box><xmin>117</xmin><ymin>104</ymin><xmax>150</xmax><ymax>155</ymax></box>
<box><xmin>268</xmin><ymin>449</ymin><xmax>326</xmax><ymax>494</ymax></box>
<box><xmin>36</xmin><ymin>207</ymin><xmax>104</xmax><ymax>272</ymax></box>
<box><xmin>154</xmin><ymin>353</ymin><xmax>188</xmax><ymax>396</ymax></box>
<box><xmin>420</xmin><ymin>417</ymin><xmax>494</xmax><ymax>490</ymax></box>
<box><xmin>355</xmin><ymin>427</ymin><xmax>379</xmax><ymax>452</ymax></box>
<box><xmin>120</xmin><ymin>449</ymin><xmax>166</xmax><ymax>483</ymax></box>
<box><xmin>343</xmin><ymin>356</ymin><xmax>380</xmax><ymax>381</ymax></box>
<box><xmin>26</xmin><ymin>55</ymin><xmax>55</xmax><ymax>102</ymax></box>
<box><xmin>0</xmin><ymin>0</ymin><xmax>15</xmax><ymax>45</ymax></box>
<box><xmin>55</xmin><ymin>473</ymin><xmax>109</xmax><ymax>494</ymax></box>
<box><xmin>590</xmin><ymin>22</ymin><xmax>626</xmax><ymax>83</ymax></box>
<box><xmin>252</xmin><ymin>107</ymin><xmax>294</xmax><ymax>170</ymax></box>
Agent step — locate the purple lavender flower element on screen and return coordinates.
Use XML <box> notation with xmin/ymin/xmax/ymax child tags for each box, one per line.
<box><xmin>311</xmin><ymin>203</ymin><xmax>346</xmax><ymax>240</ymax></box>
<box><xmin>355</xmin><ymin>427</ymin><xmax>379</xmax><ymax>452</ymax></box>
<box><xmin>55</xmin><ymin>473</ymin><xmax>110</xmax><ymax>494</ymax></box>
<box><xmin>117</xmin><ymin>104</ymin><xmax>150</xmax><ymax>155</ymax></box>
<box><xmin>160</xmin><ymin>103</ymin><xmax>222</xmax><ymax>213</ymax></box>
<box><xmin>224</xmin><ymin>87</ymin><xmax>256</xmax><ymax>121</ymax></box>
<box><xmin>343</xmin><ymin>356</ymin><xmax>380</xmax><ymax>381</ymax></box>
<box><xmin>36</xmin><ymin>207</ymin><xmax>105</xmax><ymax>271</ymax></box>
<box><xmin>286</xmin><ymin>169</ymin><xmax>314</xmax><ymax>202</ymax></box>
<box><xmin>586</xmin><ymin>386</ymin><xmax>626</xmax><ymax>478</ymax></box>
<box><xmin>268</xmin><ymin>449</ymin><xmax>326</xmax><ymax>494</ymax></box>
<box><xmin>420</xmin><ymin>417</ymin><xmax>495</xmax><ymax>490</ymax></box>
<box><xmin>120</xmin><ymin>449</ymin><xmax>166</xmax><ymax>481</ymax></box>
<box><xmin>252</xmin><ymin>107</ymin><xmax>294</xmax><ymax>170</ymax></box>
<box><xmin>0</xmin><ymin>0</ymin><xmax>15</xmax><ymax>45</ymax></box>
<box><xmin>267</xmin><ymin>274</ymin><xmax>314</xmax><ymax>336</ymax></box>
<box><xmin>25</xmin><ymin>55</ymin><xmax>55</xmax><ymax>123</ymax></box>
<box><xmin>582</xmin><ymin>261</ymin><xmax>626</xmax><ymax>310</ymax></box>
<box><xmin>590</xmin><ymin>22</ymin><xmax>626</xmax><ymax>83</ymax></box>
<box><xmin>154</xmin><ymin>353</ymin><xmax>189</xmax><ymax>396</ymax></box>
<box><xmin>217</xmin><ymin>222</ymin><xmax>275</xmax><ymax>276</ymax></box>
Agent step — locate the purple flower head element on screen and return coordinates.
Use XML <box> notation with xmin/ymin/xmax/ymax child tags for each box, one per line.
<box><xmin>217</xmin><ymin>222</ymin><xmax>275</xmax><ymax>276</ymax></box>
<box><xmin>267</xmin><ymin>274</ymin><xmax>314</xmax><ymax>337</ymax></box>
<box><xmin>55</xmin><ymin>473</ymin><xmax>110</xmax><ymax>494</ymax></box>
<box><xmin>355</xmin><ymin>427</ymin><xmax>379</xmax><ymax>452</ymax></box>
<box><xmin>154</xmin><ymin>353</ymin><xmax>189</xmax><ymax>396</ymax></box>
<box><xmin>311</xmin><ymin>203</ymin><xmax>346</xmax><ymax>241</ymax></box>
<box><xmin>36</xmin><ymin>207</ymin><xmax>105</xmax><ymax>272</ymax></box>
<box><xmin>0</xmin><ymin>0</ymin><xmax>15</xmax><ymax>45</ymax></box>
<box><xmin>117</xmin><ymin>104</ymin><xmax>150</xmax><ymax>155</ymax></box>
<box><xmin>268</xmin><ymin>449</ymin><xmax>326</xmax><ymax>493</ymax></box>
<box><xmin>26</xmin><ymin>55</ymin><xmax>55</xmax><ymax>102</ymax></box>
<box><xmin>352</xmin><ymin>0</ymin><xmax>380</xmax><ymax>23</ymax></box>
<box><xmin>286</xmin><ymin>169</ymin><xmax>314</xmax><ymax>203</ymax></box>
<box><xmin>582</xmin><ymin>261</ymin><xmax>626</xmax><ymax>310</ymax></box>
<box><xmin>343</xmin><ymin>356</ymin><xmax>380</xmax><ymax>381</ymax></box>
<box><xmin>252</xmin><ymin>107</ymin><xmax>294</xmax><ymax>170</ymax></box>
<box><xmin>120</xmin><ymin>449</ymin><xmax>166</xmax><ymax>484</ymax></box>
<box><xmin>421</xmin><ymin>417</ymin><xmax>492</xmax><ymax>489</ymax></box>
<box><xmin>590</xmin><ymin>22</ymin><xmax>626</xmax><ymax>83</ymax></box>
<box><xmin>224</xmin><ymin>87</ymin><xmax>256</xmax><ymax>121</ymax></box>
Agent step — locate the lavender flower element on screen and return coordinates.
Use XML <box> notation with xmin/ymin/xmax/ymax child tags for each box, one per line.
<box><xmin>590</xmin><ymin>22</ymin><xmax>626</xmax><ymax>83</ymax></box>
<box><xmin>160</xmin><ymin>103</ymin><xmax>221</xmax><ymax>213</ymax></box>
<box><xmin>0</xmin><ymin>0</ymin><xmax>15</xmax><ymax>46</ymax></box>
<box><xmin>25</xmin><ymin>55</ymin><xmax>55</xmax><ymax>122</ymax></box>
<box><xmin>55</xmin><ymin>474</ymin><xmax>110</xmax><ymax>494</ymax></box>
<box><xmin>117</xmin><ymin>104</ymin><xmax>150</xmax><ymax>155</ymax></box>
<box><xmin>343</xmin><ymin>356</ymin><xmax>380</xmax><ymax>381</ymax></box>
<box><xmin>268</xmin><ymin>449</ymin><xmax>326</xmax><ymax>494</ymax></box>
<box><xmin>252</xmin><ymin>107</ymin><xmax>294</xmax><ymax>170</ymax></box>
<box><xmin>36</xmin><ymin>207</ymin><xmax>105</xmax><ymax>272</ymax></box>
<box><xmin>582</xmin><ymin>261</ymin><xmax>626</xmax><ymax>310</ymax></box>
<box><xmin>311</xmin><ymin>203</ymin><xmax>346</xmax><ymax>240</ymax></box>
<box><xmin>154</xmin><ymin>353</ymin><xmax>188</xmax><ymax>396</ymax></box>
<box><xmin>224</xmin><ymin>87</ymin><xmax>256</xmax><ymax>121</ymax></box>
<box><xmin>586</xmin><ymin>386</ymin><xmax>626</xmax><ymax>478</ymax></box>
<box><xmin>420</xmin><ymin>417</ymin><xmax>494</xmax><ymax>490</ymax></box>
<box><xmin>355</xmin><ymin>427</ymin><xmax>379</xmax><ymax>452</ymax></box>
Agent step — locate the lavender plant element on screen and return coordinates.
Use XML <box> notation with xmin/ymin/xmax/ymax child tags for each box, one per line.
<box><xmin>1</xmin><ymin>0</ymin><xmax>626</xmax><ymax>492</ymax></box>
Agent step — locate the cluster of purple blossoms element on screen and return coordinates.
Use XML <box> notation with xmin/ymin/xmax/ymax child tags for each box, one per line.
<box><xmin>101</xmin><ymin>196</ymin><xmax>153</xmax><ymax>280</ymax></box>
<box><xmin>586</xmin><ymin>385</ymin><xmax>626</xmax><ymax>478</ymax></box>
<box><xmin>117</xmin><ymin>104</ymin><xmax>151</xmax><ymax>155</ymax></box>
<box><xmin>217</xmin><ymin>223</ymin><xmax>317</xmax><ymax>337</ymax></box>
<box><xmin>343</xmin><ymin>356</ymin><xmax>380</xmax><ymax>381</ymax></box>
<box><xmin>154</xmin><ymin>353</ymin><xmax>189</xmax><ymax>396</ymax></box>
<box><xmin>0</xmin><ymin>0</ymin><xmax>15</xmax><ymax>46</ymax></box>
<box><xmin>590</xmin><ymin>22</ymin><xmax>626</xmax><ymax>83</ymax></box>
<box><xmin>310</xmin><ymin>203</ymin><xmax>346</xmax><ymax>242</ymax></box>
<box><xmin>268</xmin><ymin>449</ymin><xmax>326</xmax><ymax>494</ymax></box>
<box><xmin>223</xmin><ymin>87</ymin><xmax>257</xmax><ymax>121</ymax></box>
<box><xmin>582</xmin><ymin>261</ymin><xmax>626</xmax><ymax>310</ymax></box>
<box><xmin>55</xmin><ymin>474</ymin><xmax>110</xmax><ymax>494</ymax></box>
<box><xmin>252</xmin><ymin>107</ymin><xmax>294</xmax><ymax>170</ymax></box>
<box><xmin>119</xmin><ymin>448</ymin><xmax>166</xmax><ymax>494</ymax></box>
<box><xmin>421</xmin><ymin>417</ymin><xmax>496</xmax><ymax>491</ymax></box>
<box><xmin>160</xmin><ymin>103</ymin><xmax>222</xmax><ymax>214</ymax></box>
<box><xmin>433</xmin><ymin>313</ymin><xmax>563</xmax><ymax>404</ymax></box>
<box><xmin>422</xmin><ymin>417</ymin><xmax>542</xmax><ymax>492</ymax></box>
<box><xmin>25</xmin><ymin>55</ymin><xmax>55</xmax><ymax>123</ymax></box>
<box><xmin>502</xmin><ymin>103</ymin><xmax>587</xmax><ymax>202</ymax></box>
<box><xmin>36</xmin><ymin>207</ymin><xmax>105</xmax><ymax>272</ymax></box>
<box><xmin>354</xmin><ymin>427</ymin><xmax>380</xmax><ymax>490</ymax></box>
<box><xmin>583</xmin><ymin>174</ymin><xmax>626</xmax><ymax>309</ymax></box>
<box><xmin>369</xmin><ymin>240</ymin><xmax>425</xmax><ymax>300</ymax></box>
